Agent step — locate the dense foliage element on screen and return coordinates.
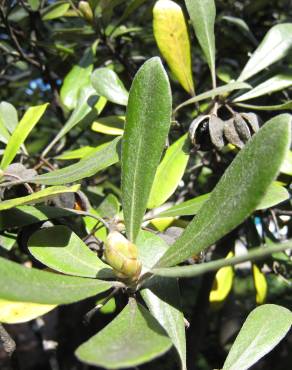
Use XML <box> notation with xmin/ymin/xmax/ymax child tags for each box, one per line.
<box><xmin>0</xmin><ymin>1</ymin><xmax>291</xmax><ymax>370</ymax></box>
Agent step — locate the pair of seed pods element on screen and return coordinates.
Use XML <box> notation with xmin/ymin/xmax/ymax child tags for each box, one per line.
<box><xmin>189</xmin><ymin>112</ymin><xmax>260</xmax><ymax>151</ymax></box>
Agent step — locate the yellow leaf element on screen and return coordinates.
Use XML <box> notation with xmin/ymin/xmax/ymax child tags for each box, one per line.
<box><xmin>210</xmin><ymin>251</ymin><xmax>234</xmax><ymax>305</ymax></box>
<box><xmin>252</xmin><ymin>264</ymin><xmax>268</xmax><ymax>304</ymax></box>
<box><xmin>153</xmin><ymin>0</ymin><xmax>194</xmax><ymax>95</ymax></box>
<box><xmin>0</xmin><ymin>299</ymin><xmax>57</xmax><ymax>324</ymax></box>
<box><xmin>150</xmin><ymin>217</ymin><xmax>175</xmax><ymax>231</ymax></box>
<box><xmin>91</xmin><ymin>116</ymin><xmax>124</xmax><ymax>136</ymax></box>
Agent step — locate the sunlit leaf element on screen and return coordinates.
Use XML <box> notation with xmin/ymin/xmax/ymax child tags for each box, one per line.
<box><xmin>238</xmin><ymin>23</ymin><xmax>292</xmax><ymax>82</ymax></box>
<box><xmin>42</xmin><ymin>2</ymin><xmax>70</xmax><ymax>20</ymax></box>
<box><xmin>222</xmin><ymin>304</ymin><xmax>292</xmax><ymax>370</ymax></box>
<box><xmin>209</xmin><ymin>251</ymin><xmax>234</xmax><ymax>304</ymax></box>
<box><xmin>0</xmin><ymin>185</ymin><xmax>79</xmax><ymax>211</ymax></box>
<box><xmin>175</xmin><ymin>81</ymin><xmax>250</xmax><ymax>112</ymax></box>
<box><xmin>1</xmin><ymin>103</ymin><xmax>48</xmax><ymax>169</ymax></box>
<box><xmin>148</xmin><ymin>134</ymin><xmax>190</xmax><ymax>209</ymax></box>
<box><xmin>256</xmin><ymin>182</ymin><xmax>289</xmax><ymax>210</ymax></box>
<box><xmin>185</xmin><ymin>0</ymin><xmax>216</xmax><ymax>86</ymax></box>
<box><xmin>280</xmin><ymin>150</ymin><xmax>292</xmax><ymax>176</ymax></box>
<box><xmin>60</xmin><ymin>44</ymin><xmax>96</xmax><ymax>110</ymax></box>
<box><xmin>153</xmin><ymin>0</ymin><xmax>194</xmax><ymax>94</ymax></box>
<box><xmin>91</xmin><ymin>68</ymin><xmax>129</xmax><ymax>105</ymax></box>
<box><xmin>31</xmin><ymin>137</ymin><xmax>120</xmax><ymax>185</ymax></box>
<box><xmin>234</xmin><ymin>73</ymin><xmax>292</xmax><ymax>102</ymax></box>
<box><xmin>0</xmin><ymin>101</ymin><xmax>18</xmax><ymax>134</ymax></box>
<box><xmin>91</xmin><ymin>115</ymin><xmax>124</xmax><ymax>135</ymax></box>
<box><xmin>252</xmin><ymin>264</ymin><xmax>267</xmax><ymax>304</ymax></box>
<box><xmin>0</xmin><ymin>299</ymin><xmax>56</xmax><ymax>324</ymax></box>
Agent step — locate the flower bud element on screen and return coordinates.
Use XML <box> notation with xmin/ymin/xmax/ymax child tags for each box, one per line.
<box><xmin>104</xmin><ymin>231</ymin><xmax>142</xmax><ymax>281</ymax></box>
<box><xmin>78</xmin><ymin>1</ymin><xmax>93</xmax><ymax>22</ymax></box>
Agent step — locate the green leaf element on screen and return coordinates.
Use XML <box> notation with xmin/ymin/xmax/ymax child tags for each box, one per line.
<box><xmin>91</xmin><ymin>115</ymin><xmax>125</xmax><ymax>135</ymax></box>
<box><xmin>222</xmin><ymin>304</ymin><xmax>292</xmax><ymax>370</ymax></box>
<box><xmin>153</xmin><ymin>0</ymin><xmax>194</xmax><ymax>95</ymax></box>
<box><xmin>28</xmin><ymin>226</ymin><xmax>113</xmax><ymax>278</ymax></box>
<box><xmin>141</xmin><ymin>277</ymin><xmax>186</xmax><ymax>370</ymax></box>
<box><xmin>234</xmin><ymin>101</ymin><xmax>292</xmax><ymax>111</ymax></box>
<box><xmin>75</xmin><ymin>299</ymin><xmax>172</xmax><ymax>369</ymax></box>
<box><xmin>28</xmin><ymin>0</ymin><xmax>40</xmax><ymax>11</ymax></box>
<box><xmin>281</xmin><ymin>150</ymin><xmax>292</xmax><ymax>176</ymax></box>
<box><xmin>60</xmin><ymin>44</ymin><xmax>96</xmax><ymax>110</ymax></box>
<box><xmin>157</xmin><ymin>193</ymin><xmax>210</xmax><ymax>218</ymax></box>
<box><xmin>121</xmin><ymin>57</ymin><xmax>172</xmax><ymax>242</ymax></box>
<box><xmin>238</xmin><ymin>23</ymin><xmax>292</xmax><ymax>82</ymax></box>
<box><xmin>0</xmin><ymin>257</ymin><xmax>112</xmax><ymax>304</ymax></box>
<box><xmin>31</xmin><ymin>137</ymin><xmax>120</xmax><ymax>185</ymax></box>
<box><xmin>137</xmin><ymin>230</ymin><xmax>169</xmax><ymax>272</ymax></box>
<box><xmin>148</xmin><ymin>134</ymin><xmax>190</xmax><ymax>209</ymax></box>
<box><xmin>175</xmin><ymin>81</ymin><xmax>250</xmax><ymax>112</ymax></box>
<box><xmin>55</xmin><ymin>144</ymin><xmax>107</xmax><ymax>161</ymax></box>
<box><xmin>0</xmin><ymin>101</ymin><xmax>18</xmax><ymax>134</ymax></box>
<box><xmin>156</xmin><ymin>181</ymin><xmax>289</xmax><ymax>218</ymax></box>
<box><xmin>185</xmin><ymin>0</ymin><xmax>216</xmax><ymax>86</ymax></box>
<box><xmin>0</xmin><ymin>205</ymin><xmax>76</xmax><ymax>231</ymax></box>
<box><xmin>98</xmin><ymin>194</ymin><xmax>120</xmax><ymax>218</ymax></box>
<box><xmin>153</xmin><ymin>240</ymin><xmax>292</xmax><ymax>278</ymax></box>
<box><xmin>156</xmin><ymin>114</ymin><xmax>291</xmax><ymax>267</ymax></box>
<box><xmin>257</xmin><ymin>182</ymin><xmax>289</xmax><ymax>210</ymax></box>
<box><xmin>234</xmin><ymin>73</ymin><xmax>292</xmax><ymax>102</ymax></box>
<box><xmin>91</xmin><ymin>68</ymin><xmax>129</xmax><ymax>105</ymax></box>
<box><xmin>1</xmin><ymin>103</ymin><xmax>48</xmax><ymax>169</ymax></box>
<box><xmin>42</xmin><ymin>86</ymin><xmax>100</xmax><ymax>157</ymax></box>
<box><xmin>0</xmin><ymin>185</ymin><xmax>79</xmax><ymax>211</ymax></box>
<box><xmin>42</xmin><ymin>2</ymin><xmax>70</xmax><ymax>21</ymax></box>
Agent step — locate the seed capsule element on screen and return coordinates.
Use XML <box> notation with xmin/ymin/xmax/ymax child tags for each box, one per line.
<box><xmin>240</xmin><ymin>112</ymin><xmax>260</xmax><ymax>133</ymax></box>
<box><xmin>208</xmin><ymin>114</ymin><xmax>225</xmax><ymax>150</ymax></box>
<box><xmin>233</xmin><ymin>113</ymin><xmax>251</xmax><ymax>143</ymax></box>
<box><xmin>189</xmin><ymin>115</ymin><xmax>213</xmax><ymax>151</ymax></box>
<box><xmin>104</xmin><ymin>231</ymin><xmax>142</xmax><ymax>281</ymax></box>
<box><xmin>223</xmin><ymin>118</ymin><xmax>244</xmax><ymax>149</ymax></box>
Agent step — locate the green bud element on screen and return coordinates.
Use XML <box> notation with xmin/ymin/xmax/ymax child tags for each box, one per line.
<box><xmin>104</xmin><ymin>231</ymin><xmax>142</xmax><ymax>281</ymax></box>
<box><xmin>78</xmin><ymin>1</ymin><xmax>94</xmax><ymax>22</ymax></box>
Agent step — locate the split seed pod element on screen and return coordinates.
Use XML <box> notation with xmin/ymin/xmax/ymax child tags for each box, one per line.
<box><xmin>189</xmin><ymin>115</ymin><xmax>212</xmax><ymax>151</ymax></box>
<box><xmin>240</xmin><ymin>112</ymin><xmax>260</xmax><ymax>133</ymax></box>
<box><xmin>223</xmin><ymin>118</ymin><xmax>245</xmax><ymax>149</ymax></box>
<box><xmin>189</xmin><ymin>114</ymin><xmax>225</xmax><ymax>151</ymax></box>
<box><xmin>208</xmin><ymin>114</ymin><xmax>225</xmax><ymax>150</ymax></box>
<box><xmin>233</xmin><ymin>113</ymin><xmax>251</xmax><ymax>143</ymax></box>
<box><xmin>104</xmin><ymin>231</ymin><xmax>142</xmax><ymax>281</ymax></box>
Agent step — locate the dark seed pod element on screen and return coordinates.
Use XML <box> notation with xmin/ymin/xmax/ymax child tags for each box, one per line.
<box><xmin>233</xmin><ymin>113</ymin><xmax>251</xmax><ymax>143</ymax></box>
<box><xmin>189</xmin><ymin>115</ymin><xmax>213</xmax><ymax>151</ymax></box>
<box><xmin>209</xmin><ymin>114</ymin><xmax>225</xmax><ymax>150</ymax></box>
<box><xmin>223</xmin><ymin>118</ymin><xmax>244</xmax><ymax>149</ymax></box>
<box><xmin>240</xmin><ymin>112</ymin><xmax>260</xmax><ymax>133</ymax></box>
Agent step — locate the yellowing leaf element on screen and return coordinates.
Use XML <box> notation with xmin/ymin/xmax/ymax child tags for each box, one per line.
<box><xmin>0</xmin><ymin>299</ymin><xmax>56</xmax><ymax>324</ymax></box>
<box><xmin>91</xmin><ymin>116</ymin><xmax>125</xmax><ymax>136</ymax></box>
<box><xmin>150</xmin><ymin>217</ymin><xmax>175</xmax><ymax>231</ymax></box>
<box><xmin>252</xmin><ymin>264</ymin><xmax>267</xmax><ymax>305</ymax></box>
<box><xmin>153</xmin><ymin>0</ymin><xmax>194</xmax><ymax>94</ymax></box>
<box><xmin>210</xmin><ymin>251</ymin><xmax>234</xmax><ymax>305</ymax></box>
